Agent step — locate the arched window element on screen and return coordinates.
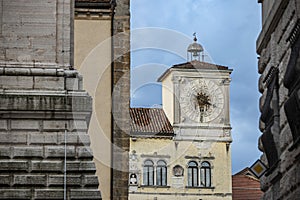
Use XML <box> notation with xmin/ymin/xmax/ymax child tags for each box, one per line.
<box><xmin>156</xmin><ymin>160</ymin><xmax>167</xmax><ymax>186</ymax></box>
<box><xmin>200</xmin><ymin>161</ymin><xmax>211</xmax><ymax>187</ymax></box>
<box><xmin>143</xmin><ymin>160</ymin><xmax>154</xmax><ymax>186</ymax></box>
<box><xmin>188</xmin><ymin>161</ymin><xmax>198</xmax><ymax>187</ymax></box>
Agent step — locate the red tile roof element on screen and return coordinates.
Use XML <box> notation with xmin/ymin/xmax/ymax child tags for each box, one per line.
<box><xmin>232</xmin><ymin>168</ymin><xmax>263</xmax><ymax>200</ymax></box>
<box><xmin>130</xmin><ymin>108</ymin><xmax>174</xmax><ymax>138</ymax></box>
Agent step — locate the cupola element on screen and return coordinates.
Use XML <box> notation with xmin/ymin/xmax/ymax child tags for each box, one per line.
<box><xmin>187</xmin><ymin>33</ymin><xmax>204</xmax><ymax>61</ymax></box>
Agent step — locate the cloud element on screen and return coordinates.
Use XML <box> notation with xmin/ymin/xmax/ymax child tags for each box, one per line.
<box><xmin>130</xmin><ymin>0</ymin><xmax>262</xmax><ymax>173</ymax></box>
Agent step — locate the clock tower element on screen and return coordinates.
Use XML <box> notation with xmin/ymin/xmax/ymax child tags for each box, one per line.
<box><xmin>158</xmin><ymin>35</ymin><xmax>232</xmax><ymax>143</ymax></box>
<box><xmin>129</xmin><ymin>35</ymin><xmax>233</xmax><ymax>200</ymax></box>
<box><xmin>157</xmin><ymin>35</ymin><xmax>233</xmax><ymax>199</ymax></box>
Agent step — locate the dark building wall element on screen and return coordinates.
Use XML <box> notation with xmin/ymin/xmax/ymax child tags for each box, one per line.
<box><xmin>257</xmin><ymin>0</ymin><xmax>300</xmax><ymax>199</ymax></box>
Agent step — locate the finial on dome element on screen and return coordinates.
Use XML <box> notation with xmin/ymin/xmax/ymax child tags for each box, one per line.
<box><xmin>187</xmin><ymin>33</ymin><xmax>204</xmax><ymax>62</ymax></box>
<box><xmin>193</xmin><ymin>32</ymin><xmax>197</xmax><ymax>42</ymax></box>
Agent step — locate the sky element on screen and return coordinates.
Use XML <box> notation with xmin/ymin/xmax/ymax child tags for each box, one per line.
<box><xmin>130</xmin><ymin>0</ymin><xmax>262</xmax><ymax>173</ymax></box>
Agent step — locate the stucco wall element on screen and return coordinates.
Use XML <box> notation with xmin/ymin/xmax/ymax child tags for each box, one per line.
<box><xmin>162</xmin><ymin>73</ymin><xmax>174</xmax><ymax>125</ymax></box>
<box><xmin>129</xmin><ymin>138</ymin><xmax>232</xmax><ymax>199</ymax></box>
<box><xmin>74</xmin><ymin>19</ymin><xmax>112</xmax><ymax>200</ymax></box>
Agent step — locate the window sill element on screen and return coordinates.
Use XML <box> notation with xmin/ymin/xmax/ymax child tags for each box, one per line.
<box><xmin>140</xmin><ymin>185</ymin><xmax>170</xmax><ymax>188</ymax></box>
<box><xmin>185</xmin><ymin>186</ymin><xmax>215</xmax><ymax>189</ymax></box>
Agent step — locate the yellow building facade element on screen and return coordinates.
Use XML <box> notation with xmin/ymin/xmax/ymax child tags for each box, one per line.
<box><xmin>129</xmin><ymin>138</ymin><xmax>232</xmax><ymax>199</ymax></box>
<box><xmin>74</xmin><ymin>11</ymin><xmax>112</xmax><ymax>200</ymax></box>
<box><xmin>74</xmin><ymin>1</ymin><xmax>130</xmax><ymax>199</ymax></box>
<box><xmin>129</xmin><ymin>38</ymin><xmax>233</xmax><ymax>199</ymax></box>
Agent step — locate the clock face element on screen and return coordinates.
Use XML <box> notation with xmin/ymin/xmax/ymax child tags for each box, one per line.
<box><xmin>180</xmin><ymin>79</ymin><xmax>224</xmax><ymax>123</ymax></box>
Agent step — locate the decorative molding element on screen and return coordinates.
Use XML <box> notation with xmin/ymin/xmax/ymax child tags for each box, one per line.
<box><xmin>184</xmin><ymin>156</ymin><xmax>215</xmax><ymax>160</ymax></box>
<box><xmin>129</xmin><ymin>191</ymin><xmax>231</xmax><ymax>197</ymax></box>
<box><xmin>0</xmin><ymin>94</ymin><xmax>92</xmax><ymax>112</ymax></box>
<box><xmin>140</xmin><ymin>154</ymin><xmax>171</xmax><ymax>159</ymax></box>
<box><xmin>173</xmin><ymin>165</ymin><xmax>184</xmax><ymax>177</ymax></box>
<box><xmin>171</xmin><ymin>75</ymin><xmax>183</xmax><ymax>84</ymax></box>
<box><xmin>287</xmin><ymin>19</ymin><xmax>300</xmax><ymax>45</ymax></box>
<box><xmin>185</xmin><ymin>186</ymin><xmax>215</xmax><ymax>189</ymax></box>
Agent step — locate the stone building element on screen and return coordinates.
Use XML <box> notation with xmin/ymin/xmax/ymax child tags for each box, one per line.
<box><xmin>128</xmin><ymin>38</ymin><xmax>233</xmax><ymax>199</ymax></box>
<box><xmin>0</xmin><ymin>0</ymin><xmax>130</xmax><ymax>199</ymax></box>
<box><xmin>0</xmin><ymin>0</ymin><xmax>101</xmax><ymax>199</ymax></box>
<box><xmin>257</xmin><ymin>0</ymin><xmax>300</xmax><ymax>199</ymax></box>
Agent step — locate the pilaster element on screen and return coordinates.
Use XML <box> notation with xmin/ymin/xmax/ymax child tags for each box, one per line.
<box><xmin>111</xmin><ymin>0</ymin><xmax>130</xmax><ymax>199</ymax></box>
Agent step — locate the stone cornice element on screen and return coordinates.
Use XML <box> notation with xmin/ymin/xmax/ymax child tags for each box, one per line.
<box><xmin>0</xmin><ymin>94</ymin><xmax>92</xmax><ymax>112</ymax></box>
<box><xmin>75</xmin><ymin>8</ymin><xmax>112</xmax><ymax>19</ymax></box>
<box><xmin>74</xmin><ymin>1</ymin><xmax>112</xmax><ymax>19</ymax></box>
<box><xmin>0</xmin><ymin>67</ymin><xmax>79</xmax><ymax>77</ymax></box>
<box><xmin>256</xmin><ymin>0</ymin><xmax>290</xmax><ymax>54</ymax></box>
<box><xmin>75</xmin><ymin>0</ymin><xmax>111</xmax><ymax>9</ymax></box>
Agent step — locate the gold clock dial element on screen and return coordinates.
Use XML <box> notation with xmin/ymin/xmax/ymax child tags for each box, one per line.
<box><xmin>181</xmin><ymin>79</ymin><xmax>224</xmax><ymax>122</ymax></box>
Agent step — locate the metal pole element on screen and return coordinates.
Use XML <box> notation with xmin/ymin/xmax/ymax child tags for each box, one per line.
<box><xmin>64</xmin><ymin>124</ymin><xmax>67</xmax><ymax>200</ymax></box>
<box><xmin>62</xmin><ymin>0</ymin><xmax>67</xmax><ymax>198</ymax></box>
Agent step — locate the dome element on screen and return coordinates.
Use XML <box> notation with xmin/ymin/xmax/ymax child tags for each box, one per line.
<box><xmin>187</xmin><ymin>42</ymin><xmax>203</xmax><ymax>53</ymax></box>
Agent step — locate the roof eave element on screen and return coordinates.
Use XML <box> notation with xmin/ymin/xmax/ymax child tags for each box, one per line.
<box><xmin>157</xmin><ymin>68</ymin><xmax>173</xmax><ymax>82</ymax></box>
<box><xmin>158</xmin><ymin>61</ymin><xmax>233</xmax><ymax>82</ymax></box>
<box><xmin>158</xmin><ymin>67</ymin><xmax>233</xmax><ymax>82</ymax></box>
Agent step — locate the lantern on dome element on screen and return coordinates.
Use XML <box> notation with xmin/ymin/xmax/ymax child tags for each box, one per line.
<box><xmin>187</xmin><ymin>33</ymin><xmax>204</xmax><ymax>61</ymax></box>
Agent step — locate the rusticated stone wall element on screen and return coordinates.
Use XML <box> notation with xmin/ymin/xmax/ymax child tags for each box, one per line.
<box><xmin>0</xmin><ymin>0</ymin><xmax>101</xmax><ymax>199</ymax></box>
<box><xmin>0</xmin><ymin>0</ymin><xmax>73</xmax><ymax>68</ymax></box>
<box><xmin>112</xmin><ymin>0</ymin><xmax>130</xmax><ymax>199</ymax></box>
<box><xmin>257</xmin><ymin>0</ymin><xmax>300</xmax><ymax>199</ymax></box>
<box><xmin>0</xmin><ymin>85</ymin><xmax>101</xmax><ymax>199</ymax></box>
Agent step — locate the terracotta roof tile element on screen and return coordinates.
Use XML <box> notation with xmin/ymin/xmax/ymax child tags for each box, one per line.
<box><xmin>130</xmin><ymin>108</ymin><xmax>174</xmax><ymax>138</ymax></box>
<box><xmin>232</xmin><ymin>168</ymin><xmax>263</xmax><ymax>200</ymax></box>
